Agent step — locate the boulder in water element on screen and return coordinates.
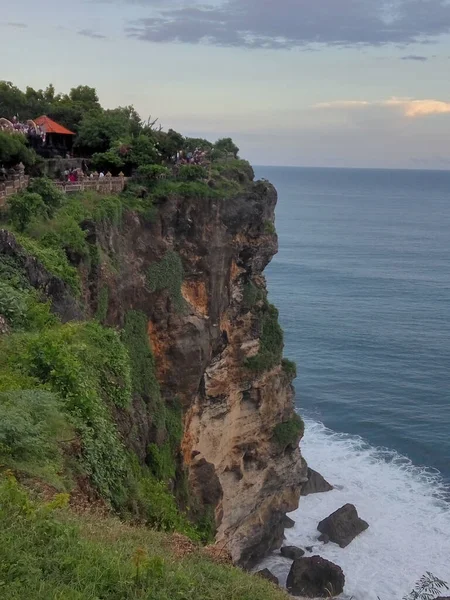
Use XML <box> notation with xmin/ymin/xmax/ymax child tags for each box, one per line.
<box><xmin>280</xmin><ymin>545</ymin><xmax>305</xmax><ymax>560</ymax></box>
<box><xmin>257</xmin><ymin>569</ymin><xmax>279</xmax><ymax>585</ymax></box>
<box><xmin>318</xmin><ymin>533</ymin><xmax>330</xmax><ymax>544</ymax></box>
<box><xmin>317</xmin><ymin>504</ymin><xmax>369</xmax><ymax>548</ymax></box>
<box><xmin>283</xmin><ymin>515</ymin><xmax>295</xmax><ymax>529</ymax></box>
<box><xmin>301</xmin><ymin>468</ymin><xmax>333</xmax><ymax>496</ymax></box>
<box><xmin>287</xmin><ymin>556</ymin><xmax>345</xmax><ymax>597</ymax></box>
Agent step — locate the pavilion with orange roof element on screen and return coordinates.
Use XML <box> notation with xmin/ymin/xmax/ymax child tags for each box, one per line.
<box><xmin>35</xmin><ymin>115</ymin><xmax>75</xmax><ymax>155</ymax></box>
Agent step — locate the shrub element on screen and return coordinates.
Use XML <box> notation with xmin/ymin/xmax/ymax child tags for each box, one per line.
<box><xmin>0</xmin><ymin>281</ymin><xmax>56</xmax><ymax>331</ymax></box>
<box><xmin>27</xmin><ymin>177</ymin><xmax>65</xmax><ymax>213</ymax></box>
<box><xmin>137</xmin><ymin>164</ymin><xmax>170</xmax><ymax>184</ymax></box>
<box><xmin>281</xmin><ymin>358</ymin><xmax>297</xmax><ymax>379</ymax></box>
<box><xmin>147</xmin><ymin>251</ymin><xmax>185</xmax><ymax>312</ymax></box>
<box><xmin>122</xmin><ymin>310</ymin><xmax>161</xmax><ymax>403</ymax></box>
<box><xmin>245</xmin><ymin>303</ymin><xmax>284</xmax><ymax>373</ymax></box>
<box><xmin>7</xmin><ymin>191</ymin><xmax>48</xmax><ymax>231</ymax></box>
<box><xmin>16</xmin><ymin>234</ymin><xmax>81</xmax><ymax>295</ymax></box>
<box><xmin>0</xmin><ymin>390</ymin><xmax>70</xmax><ymax>483</ymax></box>
<box><xmin>28</xmin><ymin>214</ymin><xmax>88</xmax><ymax>258</ymax></box>
<box><xmin>0</xmin><ymin>281</ymin><xmax>27</xmax><ymax>326</ymax></box>
<box><xmin>264</xmin><ymin>220</ymin><xmax>276</xmax><ymax>235</ymax></box>
<box><xmin>4</xmin><ymin>323</ymin><xmax>132</xmax><ymax>503</ymax></box>
<box><xmin>177</xmin><ymin>164</ymin><xmax>207</xmax><ymax>182</ymax></box>
<box><xmin>272</xmin><ymin>414</ymin><xmax>304</xmax><ymax>449</ymax></box>
<box><xmin>95</xmin><ymin>286</ymin><xmax>109</xmax><ymax>323</ymax></box>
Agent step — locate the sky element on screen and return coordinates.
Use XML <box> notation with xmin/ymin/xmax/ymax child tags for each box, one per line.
<box><xmin>2</xmin><ymin>0</ymin><xmax>450</xmax><ymax>168</ymax></box>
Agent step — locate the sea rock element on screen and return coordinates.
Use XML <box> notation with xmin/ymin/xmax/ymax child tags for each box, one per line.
<box><xmin>287</xmin><ymin>556</ymin><xmax>345</xmax><ymax>598</ymax></box>
<box><xmin>301</xmin><ymin>468</ymin><xmax>333</xmax><ymax>496</ymax></box>
<box><xmin>283</xmin><ymin>515</ymin><xmax>296</xmax><ymax>529</ymax></box>
<box><xmin>280</xmin><ymin>545</ymin><xmax>305</xmax><ymax>560</ymax></box>
<box><xmin>305</xmin><ymin>546</ymin><xmax>314</xmax><ymax>552</ymax></box>
<box><xmin>257</xmin><ymin>569</ymin><xmax>279</xmax><ymax>585</ymax></box>
<box><xmin>318</xmin><ymin>534</ymin><xmax>330</xmax><ymax>544</ymax></box>
<box><xmin>317</xmin><ymin>504</ymin><xmax>369</xmax><ymax>548</ymax></box>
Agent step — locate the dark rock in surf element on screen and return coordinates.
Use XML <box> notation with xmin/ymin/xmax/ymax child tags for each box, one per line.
<box><xmin>301</xmin><ymin>468</ymin><xmax>333</xmax><ymax>496</ymax></box>
<box><xmin>257</xmin><ymin>569</ymin><xmax>279</xmax><ymax>585</ymax></box>
<box><xmin>283</xmin><ymin>515</ymin><xmax>295</xmax><ymax>529</ymax></box>
<box><xmin>287</xmin><ymin>556</ymin><xmax>345</xmax><ymax>597</ymax></box>
<box><xmin>280</xmin><ymin>545</ymin><xmax>305</xmax><ymax>560</ymax></box>
<box><xmin>317</xmin><ymin>504</ymin><xmax>369</xmax><ymax>548</ymax></box>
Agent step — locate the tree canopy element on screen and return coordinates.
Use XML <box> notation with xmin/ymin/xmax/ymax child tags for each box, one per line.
<box><xmin>0</xmin><ymin>80</ymin><xmax>241</xmax><ymax>174</ymax></box>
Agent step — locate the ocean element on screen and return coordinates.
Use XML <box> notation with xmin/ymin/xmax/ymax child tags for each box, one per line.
<box><xmin>254</xmin><ymin>166</ymin><xmax>450</xmax><ymax>600</ymax></box>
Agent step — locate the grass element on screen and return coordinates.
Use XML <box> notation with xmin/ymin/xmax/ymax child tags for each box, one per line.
<box><xmin>0</xmin><ymin>475</ymin><xmax>289</xmax><ymax>600</ymax></box>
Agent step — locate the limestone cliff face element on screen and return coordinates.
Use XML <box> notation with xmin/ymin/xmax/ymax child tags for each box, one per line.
<box><xmin>91</xmin><ymin>170</ymin><xmax>305</xmax><ymax>566</ymax></box>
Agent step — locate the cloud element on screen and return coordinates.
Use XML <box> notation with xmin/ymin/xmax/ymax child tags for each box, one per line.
<box><xmin>314</xmin><ymin>97</ymin><xmax>450</xmax><ymax>118</ymax></box>
<box><xmin>4</xmin><ymin>22</ymin><xmax>28</xmax><ymax>29</ymax></box>
<box><xmin>78</xmin><ymin>28</ymin><xmax>107</xmax><ymax>39</ymax></box>
<box><xmin>124</xmin><ymin>0</ymin><xmax>450</xmax><ymax>49</ymax></box>
<box><xmin>401</xmin><ymin>55</ymin><xmax>429</xmax><ymax>61</ymax></box>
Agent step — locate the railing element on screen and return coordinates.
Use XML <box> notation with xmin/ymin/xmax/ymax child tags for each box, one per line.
<box><xmin>0</xmin><ymin>174</ymin><xmax>127</xmax><ymax>207</ymax></box>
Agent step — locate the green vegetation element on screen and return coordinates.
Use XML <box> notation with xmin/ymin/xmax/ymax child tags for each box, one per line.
<box><xmin>272</xmin><ymin>414</ymin><xmax>304</xmax><ymax>450</ymax></box>
<box><xmin>147</xmin><ymin>251</ymin><xmax>185</xmax><ymax>312</ymax></box>
<box><xmin>0</xmin><ymin>475</ymin><xmax>288</xmax><ymax>600</ymax></box>
<box><xmin>242</xmin><ymin>281</ymin><xmax>264</xmax><ymax>311</ymax></box>
<box><xmin>281</xmin><ymin>358</ymin><xmax>297</xmax><ymax>379</ymax></box>
<box><xmin>245</xmin><ymin>303</ymin><xmax>284</xmax><ymax>373</ymax></box>
<box><xmin>264</xmin><ymin>220</ymin><xmax>276</xmax><ymax>235</ymax></box>
<box><xmin>0</xmin><ymin>130</ymin><xmax>35</xmax><ymax>169</ymax></box>
<box><xmin>122</xmin><ymin>310</ymin><xmax>160</xmax><ymax>402</ymax></box>
<box><xmin>95</xmin><ymin>286</ymin><xmax>109</xmax><ymax>323</ymax></box>
<box><xmin>0</xmin><ymin>391</ymin><xmax>71</xmax><ymax>487</ymax></box>
<box><xmin>16</xmin><ymin>234</ymin><xmax>81</xmax><ymax>294</ymax></box>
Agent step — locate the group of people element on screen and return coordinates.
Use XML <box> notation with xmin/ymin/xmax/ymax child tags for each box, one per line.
<box><xmin>174</xmin><ymin>148</ymin><xmax>208</xmax><ymax>165</ymax></box>
<box><xmin>0</xmin><ymin>116</ymin><xmax>46</xmax><ymax>145</ymax></box>
<box><xmin>62</xmin><ymin>162</ymin><xmax>108</xmax><ymax>182</ymax></box>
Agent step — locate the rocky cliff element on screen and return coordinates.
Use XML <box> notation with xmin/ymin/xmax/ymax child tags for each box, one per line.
<box><xmin>0</xmin><ymin>165</ymin><xmax>306</xmax><ymax>567</ymax></box>
<box><xmin>104</xmin><ymin>169</ymin><xmax>305</xmax><ymax>565</ymax></box>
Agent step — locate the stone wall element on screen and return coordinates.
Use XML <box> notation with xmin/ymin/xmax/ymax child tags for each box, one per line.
<box><xmin>0</xmin><ymin>176</ymin><xmax>30</xmax><ymax>207</ymax></box>
<box><xmin>0</xmin><ymin>175</ymin><xmax>127</xmax><ymax>207</ymax></box>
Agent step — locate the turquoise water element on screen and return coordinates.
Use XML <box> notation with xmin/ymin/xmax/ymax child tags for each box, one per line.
<box><xmin>255</xmin><ymin>166</ymin><xmax>450</xmax><ymax>598</ymax></box>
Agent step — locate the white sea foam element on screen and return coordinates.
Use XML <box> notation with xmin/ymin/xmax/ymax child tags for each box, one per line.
<box><xmin>260</xmin><ymin>418</ymin><xmax>450</xmax><ymax>600</ymax></box>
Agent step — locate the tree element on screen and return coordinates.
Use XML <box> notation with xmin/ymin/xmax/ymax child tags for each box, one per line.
<box><xmin>7</xmin><ymin>192</ymin><xmax>48</xmax><ymax>231</ymax></box>
<box><xmin>69</xmin><ymin>85</ymin><xmax>99</xmax><ymax>108</ymax></box>
<box><xmin>0</xmin><ymin>132</ymin><xmax>36</xmax><ymax>169</ymax></box>
<box><xmin>156</xmin><ymin>129</ymin><xmax>185</xmax><ymax>161</ymax></box>
<box><xmin>75</xmin><ymin>108</ymin><xmax>141</xmax><ymax>155</ymax></box>
<box><xmin>184</xmin><ymin>137</ymin><xmax>213</xmax><ymax>153</ymax></box>
<box><xmin>0</xmin><ymin>81</ymin><xmax>27</xmax><ymax>120</ymax></box>
<box><xmin>214</xmin><ymin>137</ymin><xmax>239</xmax><ymax>158</ymax></box>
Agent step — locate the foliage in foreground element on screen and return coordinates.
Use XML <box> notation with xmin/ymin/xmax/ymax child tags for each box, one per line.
<box><xmin>402</xmin><ymin>572</ymin><xmax>449</xmax><ymax>600</ymax></box>
<box><xmin>0</xmin><ymin>476</ymin><xmax>287</xmax><ymax>600</ymax></box>
<box><xmin>272</xmin><ymin>414</ymin><xmax>304</xmax><ymax>450</ymax></box>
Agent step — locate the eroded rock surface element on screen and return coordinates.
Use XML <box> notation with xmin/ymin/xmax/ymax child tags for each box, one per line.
<box><xmin>90</xmin><ymin>174</ymin><xmax>305</xmax><ymax>566</ymax></box>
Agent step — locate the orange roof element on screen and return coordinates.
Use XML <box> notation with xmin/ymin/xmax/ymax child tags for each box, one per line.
<box><xmin>35</xmin><ymin>115</ymin><xmax>75</xmax><ymax>135</ymax></box>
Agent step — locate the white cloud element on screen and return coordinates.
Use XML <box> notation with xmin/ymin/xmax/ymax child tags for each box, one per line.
<box><xmin>314</xmin><ymin>97</ymin><xmax>450</xmax><ymax>118</ymax></box>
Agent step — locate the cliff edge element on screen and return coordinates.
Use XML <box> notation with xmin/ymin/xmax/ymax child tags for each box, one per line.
<box><xmin>0</xmin><ymin>163</ymin><xmax>305</xmax><ymax>567</ymax></box>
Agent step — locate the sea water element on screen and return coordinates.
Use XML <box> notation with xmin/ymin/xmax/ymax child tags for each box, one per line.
<box><xmin>254</xmin><ymin>166</ymin><xmax>450</xmax><ymax>599</ymax></box>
